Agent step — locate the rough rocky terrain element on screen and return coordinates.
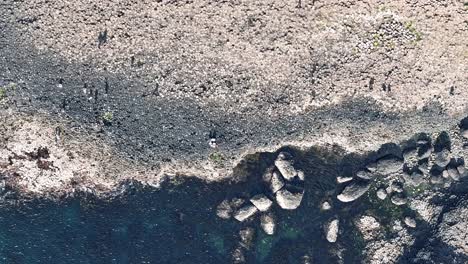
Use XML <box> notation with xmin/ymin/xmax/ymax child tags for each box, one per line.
<box><xmin>0</xmin><ymin>1</ymin><xmax>467</xmax><ymax>262</ymax></box>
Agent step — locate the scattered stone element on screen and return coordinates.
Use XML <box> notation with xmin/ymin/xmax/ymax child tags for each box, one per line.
<box><xmin>403</xmin><ymin>148</ymin><xmax>418</xmax><ymax>162</ymax></box>
<box><xmin>356</xmin><ymin>215</ymin><xmax>381</xmax><ymax>240</ymax></box>
<box><xmin>233</xmin><ymin>205</ymin><xmax>258</xmax><ymax>222</ymax></box>
<box><xmin>457</xmin><ymin>165</ymin><xmax>466</xmax><ymax>176</ymax></box>
<box><xmin>260</xmin><ymin>213</ymin><xmax>275</xmax><ymax>235</ymax></box>
<box><xmin>270</xmin><ymin>171</ymin><xmax>285</xmax><ymax>193</ymax></box>
<box><xmin>430</xmin><ymin>174</ymin><xmax>444</xmax><ymax>184</ymax></box>
<box><xmin>321</xmin><ymin>201</ymin><xmax>332</xmax><ymax>210</ymax></box>
<box><xmin>434</xmin><ymin>149</ymin><xmax>451</xmax><ymax>168</ymax></box>
<box><xmin>447</xmin><ymin>167</ymin><xmax>460</xmax><ymax>181</ymax></box>
<box><xmin>391</xmin><ymin>193</ymin><xmax>407</xmax><ymax>206</ymax></box>
<box><xmin>276</xmin><ymin>188</ymin><xmax>304</xmax><ymax>210</ymax></box>
<box><xmin>337</xmin><ymin>181</ymin><xmax>371</xmax><ymax>202</ymax></box>
<box><xmin>275</xmin><ymin>152</ymin><xmax>297</xmax><ymax>180</ymax></box>
<box><xmin>442</xmin><ymin>170</ymin><xmax>450</xmax><ymax>179</ymax></box>
<box><xmin>325</xmin><ymin>218</ymin><xmax>339</xmax><ymax>243</ymax></box>
<box><xmin>391</xmin><ymin>181</ymin><xmax>404</xmax><ymax>193</ymax></box>
<box><xmin>418</xmin><ymin>145</ymin><xmax>432</xmax><ymax>159</ymax></box>
<box><xmin>250</xmin><ymin>194</ymin><xmax>273</xmax><ymax>212</ymax></box>
<box><xmin>356</xmin><ymin>170</ymin><xmax>373</xmax><ymax>180</ymax></box>
<box><xmin>297</xmin><ymin>170</ymin><xmax>305</xmax><ymax>181</ymax></box>
<box><xmin>404</xmin><ymin>217</ymin><xmax>416</xmax><ymax>228</ymax></box>
<box><xmin>337</xmin><ymin>176</ymin><xmax>353</xmax><ymax>183</ymax></box>
<box><xmin>376</xmin><ymin>188</ymin><xmax>387</xmax><ymax>200</ymax></box>
<box><xmin>367</xmin><ymin>156</ymin><xmax>403</xmax><ymax>175</ymax></box>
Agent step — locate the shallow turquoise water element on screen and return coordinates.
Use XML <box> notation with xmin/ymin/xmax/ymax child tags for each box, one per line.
<box><xmin>0</xmin><ymin>146</ymin><xmax>418</xmax><ymax>263</ymax></box>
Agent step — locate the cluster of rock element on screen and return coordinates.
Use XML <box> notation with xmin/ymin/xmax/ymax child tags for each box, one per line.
<box><xmin>216</xmin><ymin>152</ymin><xmax>305</xmax><ymax>235</ymax></box>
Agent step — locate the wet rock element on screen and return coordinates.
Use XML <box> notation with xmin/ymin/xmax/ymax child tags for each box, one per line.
<box><xmin>276</xmin><ymin>188</ymin><xmax>304</xmax><ymax>210</ymax></box>
<box><xmin>367</xmin><ymin>156</ymin><xmax>403</xmax><ymax>175</ymax></box>
<box><xmin>404</xmin><ymin>217</ymin><xmax>416</xmax><ymax>228</ymax></box>
<box><xmin>391</xmin><ymin>193</ymin><xmax>407</xmax><ymax>206</ymax></box>
<box><xmin>434</xmin><ymin>149</ymin><xmax>451</xmax><ymax>168</ymax></box>
<box><xmin>325</xmin><ymin>218</ymin><xmax>339</xmax><ymax>243</ymax></box>
<box><xmin>337</xmin><ymin>176</ymin><xmax>353</xmax><ymax>183</ymax></box>
<box><xmin>356</xmin><ymin>215</ymin><xmax>380</xmax><ymax>240</ymax></box>
<box><xmin>376</xmin><ymin>188</ymin><xmax>387</xmax><ymax>200</ymax></box>
<box><xmin>321</xmin><ymin>201</ymin><xmax>332</xmax><ymax>210</ymax></box>
<box><xmin>337</xmin><ymin>181</ymin><xmax>371</xmax><ymax>202</ymax></box>
<box><xmin>270</xmin><ymin>171</ymin><xmax>285</xmax><ymax>193</ymax></box>
<box><xmin>356</xmin><ymin>170</ymin><xmax>374</xmax><ymax>180</ymax></box>
<box><xmin>250</xmin><ymin>194</ymin><xmax>273</xmax><ymax>212</ymax></box>
<box><xmin>275</xmin><ymin>152</ymin><xmax>297</xmax><ymax>181</ymax></box>
<box><xmin>260</xmin><ymin>213</ymin><xmax>275</xmax><ymax>235</ymax></box>
<box><xmin>233</xmin><ymin>205</ymin><xmax>258</xmax><ymax>222</ymax></box>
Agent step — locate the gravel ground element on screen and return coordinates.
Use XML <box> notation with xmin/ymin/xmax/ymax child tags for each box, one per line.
<box><xmin>0</xmin><ymin>0</ymin><xmax>467</xmax><ymax>195</ymax></box>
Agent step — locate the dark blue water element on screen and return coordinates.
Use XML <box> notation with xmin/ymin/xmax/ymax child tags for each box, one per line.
<box><xmin>0</xmin><ymin>146</ymin><xmax>423</xmax><ymax>264</ymax></box>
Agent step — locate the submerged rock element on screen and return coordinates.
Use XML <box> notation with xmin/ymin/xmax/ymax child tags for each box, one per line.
<box><xmin>270</xmin><ymin>171</ymin><xmax>285</xmax><ymax>193</ymax></box>
<box><xmin>239</xmin><ymin>227</ymin><xmax>255</xmax><ymax>249</ymax></box>
<box><xmin>250</xmin><ymin>194</ymin><xmax>273</xmax><ymax>212</ymax></box>
<box><xmin>376</xmin><ymin>188</ymin><xmax>388</xmax><ymax>200</ymax></box>
<box><xmin>233</xmin><ymin>205</ymin><xmax>258</xmax><ymax>222</ymax></box>
<box><xmin>276</xmin><ymin>188</ymin><xmax>304</xmax><ymax>210</ymax></box>
<box><xmin>275</xmin><ymin>152</ymin><xmax>298</xmax><ymax>181</ymax></box>
<box><xmin>337</xmin><ymin>181</ymin><xmax>371</xmax><ymax>202</ymax></box>
<box><xmin>216</xmin><ymin>198</ymin><xmax>244</xmax><ymax>219</ymax></box>
<box><xmin>325</xmin><ymin>219</ymin><xmax>339</xmax><ymax>243</ymax></box>
<box><xmin>367</xmin><ymin>156</ymin><xmax>403</xmax><ymax>175</ymax></box>
<box><xmin>216</xmin><ymin>200</ymin><xmax>233</xmax><ymax>219</ymax></box>
<box><xmin>260</xmin><ymin>213</ymin><xmax>276</xmax><ymax>235</ymax></box>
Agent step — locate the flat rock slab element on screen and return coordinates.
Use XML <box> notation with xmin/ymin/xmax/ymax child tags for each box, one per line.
<box><xmin>337</xmin><ymin>181</ymin><xmax>371</xmax><ymax>202</ymax></box>
<box><xmin>233</xmin><ymin>205</ymin><xmax>258</xmax><ymax>222</ymax></box>
<box><xmin>274</xmin><ymin>159</ymin><xmax>298</xmax><ymax>181</ymax></box>
<box><xmin>250</xmin><ymin>194</ymin><xmax>273</xmax><ymax>212</ymax></box>
<box><xmin>270</xmin><ymin>171</ymin><xmax>285</xmax><ymax>193</ymax></box>
<box><xmin>275</xmin><ymin>188</ymin><xmax>304</xmax><ymax>210</ymax></box>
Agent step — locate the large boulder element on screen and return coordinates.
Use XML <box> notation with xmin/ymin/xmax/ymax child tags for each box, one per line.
<box><xmin>367</xmin><ymin>156</ymin><xmax>403</xmax><ymax>175</ymax></box>
<box><xmin>260</xmin><ymin>213</ymin><xmax>276</xmax><ymax>235</ymax></box>
<box><xmin>337</xmin><ymin>181</ymin><xmax>371</xmax><ymax>202</ymax></box>
<box><xmin>275</xmin><ymin>188</ymin><xmax>304</xmax><ymax>210</ymax></box>
<box><xmin>274</xmin><ymin>152</ymin><xmax>298</xmax><ymax>181</ymax></box>
<box><xmin>250</xmin><ymin>194</ymin><xmax>273</xmax><ymax>212</ymax></box>
<box><xmin>325</xmin><ymin>219</ymin><xmax>339</xmax><ymax>243</ymax></box>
